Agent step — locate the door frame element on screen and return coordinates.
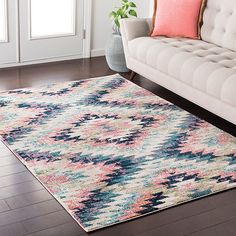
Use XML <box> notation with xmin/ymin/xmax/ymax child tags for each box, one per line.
<box><xmin>0</xmin><ymin>0</ymin><xmax>92</xmax><ymax>68</ymax></box>
<box><xmin>83</xmin><ymin>0</ymin><xmax>91</xmax><ymax>58</ymax></box>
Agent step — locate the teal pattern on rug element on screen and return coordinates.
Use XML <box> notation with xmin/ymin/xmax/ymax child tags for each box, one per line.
<box><xmin>0</xmin><ymin>74</ymin><xmax>235</xmax><ymax>232</ymax></box>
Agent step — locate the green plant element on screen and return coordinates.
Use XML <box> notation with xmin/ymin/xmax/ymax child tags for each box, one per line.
<box><xmin>110</xmin><ymin>0</ymin><xmax>137</xmax><ymax>33</ymax></box>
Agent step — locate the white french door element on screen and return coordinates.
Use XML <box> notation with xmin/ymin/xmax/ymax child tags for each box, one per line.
<box><xmin>0</xmin><ymin>0</ymin><xmax>85</xmax><ymax>66</ymax></box>
<box><xmin>19</xmin><ymin>0</ymin><xmax>84</xmax><ymax>62</ymax></box>
<box><xmin>0</xmin><ymin>0</ymin><xmax>18</xmax><ymax>64</ymax></box>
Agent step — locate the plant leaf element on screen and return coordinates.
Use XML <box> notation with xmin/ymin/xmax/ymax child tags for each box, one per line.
<box><xmin>114</xmin><ymin>18</ymin><xmax>120</xmax><ymax>28</ymax></box>
<box><xmin>109</xmin><ymin>11</ymin><xmax>117</xmax><ymax>18</ymax></box>
<box><xmin>129</xmin><ymin>2</ymin><xmax>136</xmax><ymax>7</ymax></box>
<box><xmin>110</xmin><ymin>0</ymin><xmax>137</xmax><ymax>30</ymax></box>
<box><xmin>129</xmin><ymin>9</ymin><xmax>137</xmax><ymax>17</ymax></box>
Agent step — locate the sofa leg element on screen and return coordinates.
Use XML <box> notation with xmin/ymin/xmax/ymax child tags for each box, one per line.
<box><xmin>129</xmin><ymin>71</ymin><xmax>137</xmax><ymax>81</ymax></box>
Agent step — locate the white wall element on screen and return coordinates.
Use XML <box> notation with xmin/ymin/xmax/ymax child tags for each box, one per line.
<box><xmin>91</xmin><ymin>0</ymin><xmax>152</xmax><ymax>57</ymax></box>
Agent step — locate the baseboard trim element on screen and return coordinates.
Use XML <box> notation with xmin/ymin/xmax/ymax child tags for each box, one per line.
<box><xmin>0</xmin><ymin>50</ymin><xmax>106</xmax><ymax>69</ymax></box>
<box><xmin>0</xmin><ymin>54</ymin><xmax>83</xmax><ymax>69</ymax></box>
<box><xmin>91</xmin><ymin>49</ymin><xmax>105</xmax><ymax>57</ymax></box>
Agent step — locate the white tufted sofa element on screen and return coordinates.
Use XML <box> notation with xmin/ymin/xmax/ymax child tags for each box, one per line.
<box><xmin>120</xmin><ymin>0</ymin><xmax>236</xmax><ymax>125</ymax></box>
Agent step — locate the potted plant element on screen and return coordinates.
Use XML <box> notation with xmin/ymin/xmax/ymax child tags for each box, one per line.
<box><xmin>105</xmin><ymin>0</ymin><xmax>137</xmax><ymax>72</ymax></box>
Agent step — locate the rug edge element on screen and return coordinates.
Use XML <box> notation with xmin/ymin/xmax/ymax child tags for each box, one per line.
<box><xmin>0</xmin><ymin>73</ymin><xmax>120</xmax><ymax>94</ymax></box>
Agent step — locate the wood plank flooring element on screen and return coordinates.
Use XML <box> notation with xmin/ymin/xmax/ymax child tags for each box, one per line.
<box><xmin>0</xmin><ymin>57</ymin><xmax>235</xmax><ymax>236</ymax></box>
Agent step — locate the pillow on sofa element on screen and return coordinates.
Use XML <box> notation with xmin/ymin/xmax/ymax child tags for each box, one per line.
<box><xmin>151</xmin><ymin>0</ymin><xmax>206</xmax><ymax>39</ymax></box>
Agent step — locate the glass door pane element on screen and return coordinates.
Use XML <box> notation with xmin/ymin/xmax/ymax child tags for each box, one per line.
<box><xmin>19</xmin><ymin>0</ymin><xmax>83</xmax><ymax>62</ymax></box>
<box><xmin>30</xmin><ymin>0</ymin><xmax>76</xmax><ymax>39</ymax></box>
<box><xmin>0</xmin><ymin>0</ymin><xmax>8</xmax><ymax>42</ymax></box>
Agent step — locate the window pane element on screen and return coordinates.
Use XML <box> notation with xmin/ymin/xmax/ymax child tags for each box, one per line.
<box><xmin>30</xmin><ymin>0</ymin><xmax>75</xmax><ymax>39</ymax></box>
<box><xmin>0</xmin><ymin>0</ymin><xmax>7</xmax><ymax>42</ymax></box>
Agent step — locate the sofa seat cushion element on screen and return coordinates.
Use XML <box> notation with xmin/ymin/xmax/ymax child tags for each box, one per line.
<box><xmin>128</xmin><ymin>37</ymin><xmax>236</xmax><ymax>107</ymax></box>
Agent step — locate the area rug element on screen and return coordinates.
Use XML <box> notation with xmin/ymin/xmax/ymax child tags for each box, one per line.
<box><xmin>0</xmin><ymin>74</ymin><xmax>236</xmax><ymax>232</ymax></box>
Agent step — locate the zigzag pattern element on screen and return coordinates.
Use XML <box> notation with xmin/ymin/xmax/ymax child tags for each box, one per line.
<box><xmin>0</xmin><ymin>74</ymin><xmax>235</xmax><ymax>232</ymax></box>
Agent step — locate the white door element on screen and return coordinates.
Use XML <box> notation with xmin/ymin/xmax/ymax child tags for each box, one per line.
<box><xmin>0</xmin><ymin>0</ymin><xmax>18</xmax><ymax>64</ymax></box>
<box><xmin>19</xmin><ymin>0</ymin><xmax>84</xmax><ymax>62</ymax></box>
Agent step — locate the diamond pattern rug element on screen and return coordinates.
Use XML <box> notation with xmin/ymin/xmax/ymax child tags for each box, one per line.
<box><xmin>0</xmin><ymin>74</ymin><xmax>235</xmax><ymax>232</ymax></box>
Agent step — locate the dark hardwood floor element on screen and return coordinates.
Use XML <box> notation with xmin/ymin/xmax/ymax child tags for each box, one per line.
<box><xmin>0</xmin><ymin>56</ymin><xmax>235</xmax><ymax>236</ymax></box>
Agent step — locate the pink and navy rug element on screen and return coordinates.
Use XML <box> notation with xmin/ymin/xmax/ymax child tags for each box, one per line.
<box><xmin>0</xmin><ymin>74</ymin><xmax>236</xmax><ymax>232</ymax></box>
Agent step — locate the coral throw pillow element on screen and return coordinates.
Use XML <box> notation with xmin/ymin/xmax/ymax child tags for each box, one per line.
<box><xmin>151</xmin><ymin>0</ymin><xmax>206</xmax><ymax>39</ymax></box>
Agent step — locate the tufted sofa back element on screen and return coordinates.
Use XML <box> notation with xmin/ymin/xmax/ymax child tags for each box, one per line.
<box><xmin>201</xmin><ymin>0</ymin><xmax>236</xmax><ymax>51</ymax></box>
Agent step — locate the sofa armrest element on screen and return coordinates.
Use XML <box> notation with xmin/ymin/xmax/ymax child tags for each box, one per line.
<box><xmin>120</xmin><ymin>18</ymin><xmax>152</xmax><ymax>42</ymax></box>
<box><xmin>120</xmin><ymin>18</ymin><xmax>152</xmax><ymax>67</ymax></box>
